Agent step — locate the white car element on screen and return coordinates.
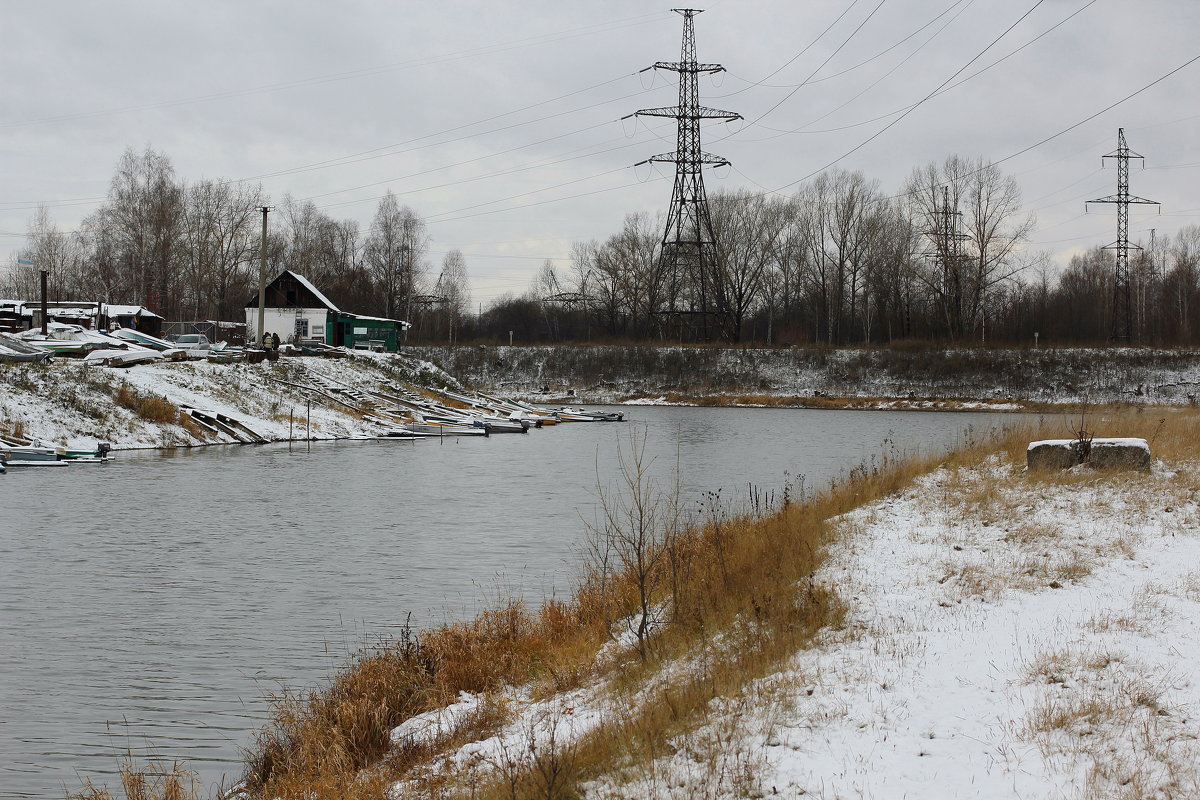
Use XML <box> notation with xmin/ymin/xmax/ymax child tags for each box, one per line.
<box><xmin>174</xmin><ymin>334</ymin><xmax>211</xmax><ymax>350</ymax></box>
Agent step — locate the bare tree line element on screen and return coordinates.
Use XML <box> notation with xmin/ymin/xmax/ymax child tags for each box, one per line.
<box><xmin>9</xmin><ymin>146</ymin><xmax>1200</xmax><ymax>347</ymax></box>
<box><xmin>2</xmin><ymin>146</ymin><xmax>470</xmax><ymax>341</ymax></box>
<box><xmin>486</xmin><ymin>156</ymin><xmax>1200</xmax><ymax>347</ymax></box>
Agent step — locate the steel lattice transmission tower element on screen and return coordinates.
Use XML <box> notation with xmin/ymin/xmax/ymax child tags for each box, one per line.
<box><xmin>1086</xmin><ymin>128</ymin><xmax>1159</xmax><ymax>342</ymax></box>
<box><xmin>629</xmin><ymin>8</ymin><xmax>740</xmax><ymax>330</ymax></box>
<box><xmin>923</xmin><ymin>186</ymin><xmax>970</xmax><ymax>329</ymax></box>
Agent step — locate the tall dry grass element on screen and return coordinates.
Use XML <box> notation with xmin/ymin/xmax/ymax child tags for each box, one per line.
<box><xmin>70</xmin><ymin>761</ymin><xmax>202</xmax><ymax>800</ymax></box>
<box><xmin>114</xmin><ymin>383</ymin><xmax>182</xmax><ymax>424</ymax></box>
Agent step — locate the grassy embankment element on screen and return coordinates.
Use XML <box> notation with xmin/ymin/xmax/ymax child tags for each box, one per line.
<box><xmin>73</xmin><ymin>405</ymin><xmax>1200</xmax><ymax>799</ymax></box>
<box><xmin>409</xmin><ymin>343</ymin><xmax>1200</xmax><ymax>408</ymax></box>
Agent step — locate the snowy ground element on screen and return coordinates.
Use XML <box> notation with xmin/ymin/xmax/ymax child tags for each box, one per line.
<box><xmin>735</xmin><ymin>461</ymin><xmax>1200</xmax><ymax>799</ymax></box>
<box><xmin>0</xmin><ymin>352</ymin><xmax>457</xmax><ymax>451</ymax></box>
<box><xmin>394</xmin><ymin>457</ymin><xmax>1200</xmax><ymax>799</ymax></box>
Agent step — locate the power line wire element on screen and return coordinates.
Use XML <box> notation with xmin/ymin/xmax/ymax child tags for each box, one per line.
<box><xmin>740</xmin><ymin>0</ymin><xmax>977</xmax><ymax>143</ymax></box>
<box><xmin>738</xmin><ymin>0</ymin><xmax>891</xmax><ymax>132</ymax></box>
<box><xmin>768</xmin><ymin>0</ymin><xmax>1047</xmax><ymax>194</ymax></box>
<box><xmin>0</xmin><ymin>13</ymin><xmax>664</xmax><ymax>131</ymax></box>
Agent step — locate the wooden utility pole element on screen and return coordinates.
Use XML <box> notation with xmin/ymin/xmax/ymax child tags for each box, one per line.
<box><xmin>39</xmin><ymin>269</ymin><xmax>48</xmax><ymax>335</ymax></box>
<box><xmin>256</xmin><ymin>206</ymin><xmax>273</xmax><ymax>345</ymax></box>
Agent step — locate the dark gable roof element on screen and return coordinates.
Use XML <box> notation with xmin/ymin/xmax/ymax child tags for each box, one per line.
<box><xmin>245</xmin><ymin>270</ymin><xmax>340</xmax><ymax>311</ymax></box>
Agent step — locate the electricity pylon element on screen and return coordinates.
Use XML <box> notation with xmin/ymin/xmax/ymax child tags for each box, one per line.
<box><xmin>923</xmin><ymin>186</ymin><xmax>970</xmax><ymax>336</ymax></box>
<box><xmin>628</xmin><ymin>8</ymin><xmax>740</xmax><ymax>337</ymax></box>
<box><xmin>1086</xmin><ymin>128</ymin><xmax>1159</xmax><ymax>343</ymax></box>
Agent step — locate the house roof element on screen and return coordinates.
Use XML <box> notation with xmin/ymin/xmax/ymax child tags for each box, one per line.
<box><xmin>104</xmin><ymin>304</ymin><xmax>164</xmax><ymax>319</ymax></box>
<box><xmin>0</xmin><ymin>301</ymin><xmax>163</xmax><ymax>319</ymax></box>
<box><xmin>342</xmin><ymin>312</ymin><xmax>412</xmax><ymax>329</ymax></box>
<box><xmin>288</xmin><ymin>271</ymin><xmax>340</xmax><ymax>312</ymax></box>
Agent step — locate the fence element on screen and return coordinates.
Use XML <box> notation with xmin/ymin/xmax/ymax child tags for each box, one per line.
<box><xmin>161</xmin><ymin>320</ymin><xmax>246</xmax><ymax>344</ymax></box>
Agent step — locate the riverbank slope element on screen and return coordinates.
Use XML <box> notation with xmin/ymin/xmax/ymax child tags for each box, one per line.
<box><xmin>409</xmin><ymin>344</ymin><xmax>1200</xmax><ymax>408</ymax></box>
<box><xmin>4</xmin><ymin>345</ymin><xmax>1193</xmax><ymax>452</ymax></box>
<box><xmin>0</xmin><ymin>353</ymin><xmax>458</xmax><ymax>450</ymax></box>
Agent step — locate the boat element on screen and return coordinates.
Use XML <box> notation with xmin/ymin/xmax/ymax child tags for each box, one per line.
<box><xmin>20</xmin><ymin>338</ymin><xmax>97</xmax><ymax>357</ymax></box>
<box><xmin>62</xmin><ymin>442</ymin><xmax>113</xmax><ymax>463</ymax></box>
<box><xmin>83</xmin><ymin>346</ymin><xmax>163</xmax><ymax>368</ymax></box>
<box><xmin>107</xmin><ymin>328</ymin><xmax>189</xmax><ymax>360</ymax></box>
<box><xmin>0</xmin><ymin>440</ymin><xmax>69</xmax><ymax>467</ymax></box>
<box><xmin>394</xmin><ymin>419</ymin><xmax>489</xmax><ymax>437</ymax></box>
<box><xmin>479</xmin><ymin>394</ymin><xmax>560</xmax><ymax>425</ymax></box>
<box><xmin>436</xmin><ymin>388</ymin><xmax>550</xmax><ymax>428</ymax></box>
<box><xmin>479</xmin><ymin>417</ymin><xmax>529</xmax><ymax>434</ymax></box>
<box><xmin>553</xmin><ymin>406</ymin><xmax>624</xmax><ymax>422</ymax></box>
<box><xmin>0</xmin><ymin>333</ymin><xmax>52</xmax><ymax>363</ymax></box>
<box><xmin>17</xmin><ymin>323</ymin><xmax>112</xmax><ymax>357</ymax></box>
<box><xmin>205</xmin><ymin>342</ymin><xmax>246</xmax><ymax>364</ymax></box>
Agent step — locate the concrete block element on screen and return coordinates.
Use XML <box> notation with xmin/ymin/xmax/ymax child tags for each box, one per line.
<box><xmin>1089</xmin><ymin>438</ymin><xmax>1152</xmax><ymax>471</ymax></box>
<box><xmin>1026</xmin><ymin>440</ymin><xmax>1079</xmax><ymax>471</ymax></box>
<box><xmin>1026</xmin><ymin>437</ymin><xmax>1150</xmax><ymax>471</ymax></box>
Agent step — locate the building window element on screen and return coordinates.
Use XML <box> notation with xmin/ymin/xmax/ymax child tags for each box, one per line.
<box><xmin>295</xmin><ymin>318</ymin><xmax>309</xmax><ymax>338</ymax></box>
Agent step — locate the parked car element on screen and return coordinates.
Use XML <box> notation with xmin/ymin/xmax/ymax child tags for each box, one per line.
<box><xmin>174</xmin><ymin>334</ymin><xmax>211</xmax><ymax>350</ymax></box>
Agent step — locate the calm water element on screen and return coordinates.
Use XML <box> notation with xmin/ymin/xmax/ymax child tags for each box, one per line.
<box><xmin>0</xmin><ymin>406</ymin><xmax>1030</xmax><ymax>798</ymax></box>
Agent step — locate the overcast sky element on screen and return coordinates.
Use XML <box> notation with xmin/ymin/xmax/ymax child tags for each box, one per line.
<box><xmin>2</xmin><ymin>0</ymin><xmax>1198</xmax><ymax>308</ymax></box>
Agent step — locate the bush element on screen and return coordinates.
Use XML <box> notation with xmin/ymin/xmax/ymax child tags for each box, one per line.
<box><xmin>114</xmin><ymin>383</ymin><xmax>181</xmax><ymax>424</ymax></box>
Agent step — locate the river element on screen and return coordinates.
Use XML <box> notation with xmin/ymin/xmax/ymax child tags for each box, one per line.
<box><xmin>0</xmin><ymin>406</ymin><xmax>1034</xmax><ymax>798</ymax></box>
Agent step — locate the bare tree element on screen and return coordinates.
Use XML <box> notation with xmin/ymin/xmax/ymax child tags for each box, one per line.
<box><xmin>6</xmin><ymin>207</ymin><xmax>88</xmax><ymax>301</ymax></box>
<box><xmin>182</xmin><ymin>180</ymin><xmax>265</xmax><ymax>320</ymax></box>
<box><xmin>363</xmin><ymin>192</ymin><xmax>427</xmax><ymax>322</ymax></box>
<box><xmin>905</xmin><ymin>155</ymin><xmax>1033</xmax><ymax>340</ymax></box>
<box><xmin>708</xmin><ymin>189</ymin><xmax>788</xmax><ymax>342</ymax></box>
<box><xmin>587</xmin><ymin>426</ymin><xmax>681</xmax><ymax>662</ymax></box>
<box><xmin>435</xmin><ymin>248</ymin><xmax>471</xmax><ymax>343</ymax></box>
<box><xmin>101</xmin><ymin>145</ymin><xmax>185</xmax><ymax>316</ymax></box>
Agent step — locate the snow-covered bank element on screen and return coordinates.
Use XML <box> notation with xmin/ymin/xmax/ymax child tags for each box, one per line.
<box><xmin>408</xmin><ymin>344</ymin><xmax>1200</xmax><ymax>407</ymax></box>
<box><xmin>381</xmin><ymin>449</ymin><xmax>1200</xmax><ymax>799</ymax></box>
<box><xmin>719</xmin><ymin>460</ymin><xmax>1200</xmax><ymax>798</ymax></box>
<box><xmin>0</xmin><ymin>353</ymin><xmax>457</xmax><ymax>451</ymax></box>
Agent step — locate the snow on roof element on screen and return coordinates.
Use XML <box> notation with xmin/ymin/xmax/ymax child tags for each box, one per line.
<box><xmin>286</xmin><ymin>271</ymin><xmax>340</xmax><ymax>312</ymax></box>
<box><xmin>343</xmin><ymin>313</ymin><xmax>410</xmax><ymax>328</ymax></box>
<box><xmin>104</xmin><ymin>304</ymin><xmax>164</xmax><ymax>319</ymax></box>
<box><xmin>49</xmin><ymin>307</ymin><xmax>93</xmax><ymax>319</ymax></box>
<box><xmin>0</xmin><ymin>301</ymin><xmax>163</xmax><ymax>319</ymax></box>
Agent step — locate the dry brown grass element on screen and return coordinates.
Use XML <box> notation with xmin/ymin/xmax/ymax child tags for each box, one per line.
<box><xmin>389</xmin><ymin>422</ymin><xmax>1052</xmax><ymax>799</ymax></box>
<box><xmin>1086</xmin><ymin>590</ymin><xmax>1172</xmax><ymax>635</ymax></box>
<box><xmin>244</xmin><ymin>595</ymin><xmax>614</xmax><ymax>798</ymax></box>
<box><xmin>69</xmin><ymin>761</ymin><xmax>202</xmax><ymax>800</ymax></box>
<box><xmin>910</xmin><ymin>406</ymin><xmax>1200</xmax><ymax>604</ymax></box>
<box><xmin>176</xmin><ymin>412</ymin><xmax>210</xmax><ymax>441</ymax></box>
<box><xmin>114</xmin><ymin>383</ymin><xmax>182</xmax><ymax>424</ymax></box>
